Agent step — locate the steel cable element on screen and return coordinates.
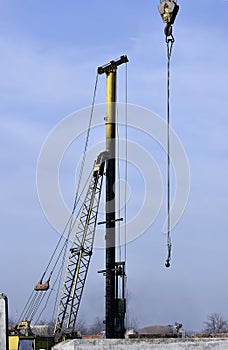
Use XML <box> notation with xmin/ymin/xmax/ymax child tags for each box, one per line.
<box><xmin>165</xmin><ymin>32</ymin><xmax>174</xmax><ymax>268</ymax></box>
<box><xmin>19</xmin><ymin>73</ymin><xmax>99</xmax><ymax>324</ymax></box>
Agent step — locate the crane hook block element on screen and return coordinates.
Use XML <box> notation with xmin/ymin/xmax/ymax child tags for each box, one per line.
<box><xmin>34</xmin><ymin>279</ymin><xmax>50</xmax><ymax>291</ymax></box>
<box><xmin>158</xmin><ymin>0</ymin><xmax>179</xmax><ymax>26</ymax></box>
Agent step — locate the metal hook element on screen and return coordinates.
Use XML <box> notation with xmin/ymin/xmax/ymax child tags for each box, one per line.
<box><xmin>165</xmin><ymin>243</ymin><xmax>171</xmax><ymax>268</ymax></box>
<box><xmin>164</xmin><ymin>24</ymin><xmax>172</xmax><ymax>38</ymax></box>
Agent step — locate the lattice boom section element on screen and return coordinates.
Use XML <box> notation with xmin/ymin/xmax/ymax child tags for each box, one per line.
<box><xmin>54</xmin><ymin>157</ymin><xmax>105</xmax><ymax>336</ymax></box>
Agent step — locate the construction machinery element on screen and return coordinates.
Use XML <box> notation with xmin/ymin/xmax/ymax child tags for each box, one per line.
<box><xmin>9</xmin><ymin>56</ymin><xmax>128</xmax><ymax>349</ymax></box>
<box><xmin>8</xmin><ymin>2</ymin><xmax>180</xmax><ymax>347</ymax></box>
<box><xmin>54</xmin><ymin>151</ymin><xmax>106</xmax><ymax>342</ymax></box>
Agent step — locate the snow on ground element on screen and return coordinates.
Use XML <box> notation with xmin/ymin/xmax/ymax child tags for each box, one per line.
<box><xmin>52</xmin><ymin>338</ymin><xmax>228</xmax><ymax>350</ymax></box>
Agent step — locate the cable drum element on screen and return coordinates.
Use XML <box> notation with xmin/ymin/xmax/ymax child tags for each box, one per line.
<box><xmin>36</xmin><ymin>103</ymin><xmax>190</xmax><ymax>249</ymax></box>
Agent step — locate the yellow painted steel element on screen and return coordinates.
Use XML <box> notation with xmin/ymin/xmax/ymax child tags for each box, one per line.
<box><xmin>8</xmin><ymin>335</ymin><xmax>54</xmax><ymax>350</ymax></box>
<box><xmin>98</xmin><ymin>55</ymin><xmax>128</xmax><ymax>338</ymax></box>
<box><xmin>8</xmin><ymin>336</ymin><xmax>19</xmax><ymax>350</ymax></box>
<box><xmin>106</xmin><ymin>70</ymin><xmax>116</xmax><ymax>152</ymax></box>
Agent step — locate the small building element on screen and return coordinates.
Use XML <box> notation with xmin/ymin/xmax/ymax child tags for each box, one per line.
<box><xmin>127</xmin><ymin>323</ymin><xmax>185</xmax><ymax>339</ymax></box>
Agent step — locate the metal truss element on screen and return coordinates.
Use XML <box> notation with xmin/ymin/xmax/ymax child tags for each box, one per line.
<box><xmin>54</xmin><ymin>152</ymin><xmax>106</xmax><ymax>338</ymax></box>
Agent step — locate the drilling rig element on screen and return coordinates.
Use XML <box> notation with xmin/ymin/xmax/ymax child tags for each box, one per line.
<box><xmin>97</xmin><ymin>55</ymin><xmax>128</xmax><ymax>339</ymax></box>
<box><xmin>9</xmin><ymin>56</ymin><xmax>128</xmax><ymax>349</ymax></box>
<box><xmin>53</xmin><ymin>55</ymin><xmax>128</xmax><ymax>341</ymax></box>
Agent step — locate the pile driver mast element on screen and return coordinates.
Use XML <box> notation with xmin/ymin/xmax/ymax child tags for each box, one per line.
<box><xmin>98</xmin><ymin>55</ymin><xmax>128</xmax><ymax>339</ymax></box>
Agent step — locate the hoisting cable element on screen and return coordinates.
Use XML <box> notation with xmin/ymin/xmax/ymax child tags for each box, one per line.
<box><xmin>36</xmin><ymin>73</ymin><xmax>99</xmax><ymax>282</ymax></box>
<box><xmin>49</xmin><ymin>169</ymin><xmax>93</xmax><ymax>274</ymax></box>
<box><xmin>158</xmin><ymin>0</ymin><xmax>179</xmax><ymax>268</ymax></box>
<box><xmin>72</xmin><ymin>72</ymin><xmax>99</xmax><ymax>212</ymax></box>
<box><xmin>115</xmin><ymin>60</ymin><xmax>128</xmax><ymax>300</ymax></box>
<box><xmin>51</xmin><ymin>240</ymin><xmax>68</xmax><ymax>322</ymax></box>
<box><xmin>115</xmin><ymin>60</ymin><xmax>128</xmax><ymax>267</ymax></box>
<box><xmin>19</xmin><ymin>292</ymin><xmax>38</xmax><ymax>321</ymax></box>
<box><xmin>165</xmin><ymin>33</ymin><xmax>174</xmax><ymax>268</ymax></box>
<box><xmin>19</xmin><ymin>170</ymin><xmax>93</xmax><ymax>323</ymax></box>
<box><xmin>35</xmin><ymin>253</ymin><xmax>67</xmax><ymax>324</ymax></box>
<box><xmin>124</xmin><ymin>59</ymin><xmax>128</xmax><ymax>329</ymax></box>
<box><xmin>40</xmin><ymin>72</ymin><xmax>99</xmax><ymax>279</ymax></box>
<box><xmin>116</xmin><ymin>106</ymin><xmax>122</xmax><ymax>262</ymax></box>
<box><xmin>43</xmin><ymin>72</ymin><xmax>99</xmax><ymax>277</ymax></box>
<box><xmin>19</xmin><ymin>168</ymin><xmax>93</xmax><ymax>324</ymax></box>
<box><xmin>19</xmin><ymin>74</ymin><xmax>99</xmax><ymax>324</ymax></box>
<box><xmin>124</xmin><ymin>59</ymin><xmax>128</xmax><ymax>266</ymax></box>
<box><xmin>34</xmin><ymin>232</ymin><xmax>70</xmax><ymax>324</ymax></box>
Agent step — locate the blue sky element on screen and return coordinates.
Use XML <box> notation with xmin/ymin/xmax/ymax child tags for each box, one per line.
<box><xmin>1</xmin><ymin>0</ymin><xmax>228</xmax><ymax>332</ymax></box>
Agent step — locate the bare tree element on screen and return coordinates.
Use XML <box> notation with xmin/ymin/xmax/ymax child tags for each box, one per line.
<box><xmin>75</xmin><ymin>318</ymin><xmax>88</xmax><ymax>335</ymax></box>
<box><xmin>203</xmin><ymin>313</ymin><xmax>228</xmax><ymax>334</ymax></box>
<box><xmin>88</xmin><ymin>317</ymin><xmax>105</xmax><ymax>335</ymax></box>
<box><xmin>126</xmin><ymin>315</ymin><xmax>139</xmax><ymax>332</ymax></box>
<box><xmin>125</xmin><ymin>291</ymin><xmax>139</xmax><ymax>332</ymax></box>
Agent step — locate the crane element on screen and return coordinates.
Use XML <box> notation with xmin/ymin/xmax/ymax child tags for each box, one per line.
<box><xmin>53</xmin><ymin>56</ymin><xmax>128</xmax><ymax>340</ymax></box>
<box><xmin>13</xmin><ymin>152</ymin><xmax>106</xmax><ymax>340</ymax></box>
<box><xmin>9</xmin><ymin>2</ymin><xmax>181</xmax><ymax>347</ymax></box>
<box><xmin>54</xmin><ymin>151</ymin><xmax>107</xmax><ymax>341</ymax></box>
<box><xmin>13</xmin><ymin>56</ymin><xmax>128</xmax><ymax>347</ymax></box>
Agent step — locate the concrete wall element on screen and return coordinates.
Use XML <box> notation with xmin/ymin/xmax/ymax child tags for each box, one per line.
<box><xmin>0</xmin><ymin>293</ymin><xmax>9</xmax><ymax>350</ymax></box>
<box><xmin>52</xmin><ymin>338</ymin><xmax>228</xmax><ymax>350</ymax></box>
